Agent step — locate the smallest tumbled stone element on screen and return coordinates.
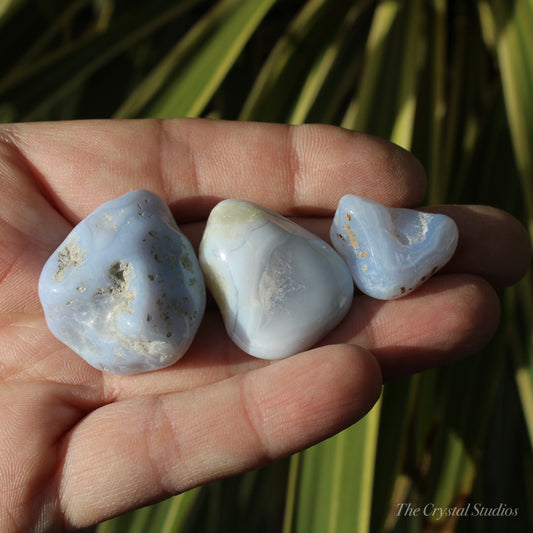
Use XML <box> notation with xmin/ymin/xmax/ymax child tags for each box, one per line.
<box><xmin>330</xmin><ymin>194</ymin><xmax>458</xmax><ymax>300</ymax></box>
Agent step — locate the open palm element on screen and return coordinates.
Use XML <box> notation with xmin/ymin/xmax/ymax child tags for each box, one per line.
<box><xmin>0</xmin><ymin>119</ymin><xmax>529</xmax><ymax>532</ymax></box>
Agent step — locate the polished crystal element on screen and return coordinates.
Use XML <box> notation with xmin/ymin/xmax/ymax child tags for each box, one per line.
<box><xmin>330</xmin><ymin>195</ymin><xmax>458</xmax><ymax>300</ymax></box>
<box><xmin>39</xmin><ymin>190</ymin><xmax>205</xmax><ymax>374</ymax></box>
<box><xmin>199</xmin><ymin>199</ymin><xmax>354</xmax><ymax>359</ymax></box>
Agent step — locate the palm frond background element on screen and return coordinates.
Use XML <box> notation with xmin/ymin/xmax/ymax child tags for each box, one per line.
<box><xmin>2</xmin><ymin>1</ymin><xmax>531</xmax><ymax>531</ymax></box>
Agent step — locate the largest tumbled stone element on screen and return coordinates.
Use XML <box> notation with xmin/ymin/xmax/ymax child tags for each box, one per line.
<box><xmin>199</xmin><ymin>199</ymin><xmax>354</xmax><ymax>359</ymax></box>
<box><xmin>39</xmin><ymin>190</ymin><xmax>205</xmax><ymax>375</ymax></box>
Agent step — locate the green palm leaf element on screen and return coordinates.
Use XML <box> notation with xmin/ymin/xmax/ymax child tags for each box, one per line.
<box><xmin>116</xmin><ymin>0</ymin><xmax>277</xmax><ymax>119</ymax></box>
<box><xmin>1</xmin><ymin>1</ymin><xmax>531</xmax><ymax>531</ymax></box>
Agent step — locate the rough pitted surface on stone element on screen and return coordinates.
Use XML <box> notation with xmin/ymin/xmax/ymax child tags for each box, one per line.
<box><xmin>39</xmin><ymin>190</ymin><xmax>206</xmax><ymax>375</ymax></box>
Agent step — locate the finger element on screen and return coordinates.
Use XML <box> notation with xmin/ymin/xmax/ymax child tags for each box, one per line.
<box><xmin>2</xmin><ymin>119</ymin><xmax>427</xmax><ymax>225</ymax></box>
<box><xmin>0</xmin><ymin>118</ymin><xmax>426</xmax><ymax>318</ymax></box>
<box><xmin>2</xmin><ymin>200</ymin><xmax>526</xmax><ymax>317</ymax></box>
<box><xmin>0</xmin><ymin>381</ymin><xmax>101</xmax><ymax>531</ymax></box>
<box><xmin>7</xmin><ymin>271</ymin><xmax>497</xmax><ymax>396</ymax></box>
<box><xmin>58</xmin><ymin>344</ymin><xmax>382</xmax><ymax>528</ymax></box>
<box><xmin>181</xmin><ymin>201</ymin><xmax>529</xmax><ymax>291</ymax></box>
<box><xmin>98</xmin><ymin>313</ymin><xmax>268</xmax><ymax>399</ymax></box>
<box><xmin>101</xmin><ymin>273</ymin><xmax>498</xmax><ymax>399</ymax></box>
<box><xmin>425</xmin><ymin>205</ymin><xmax>532</xmax><ymax>288</ymax></box>
<box><xmin>296</xmin><ymin>203</ymin><xmax>530</xmax><ymax>289</ymax></box>
<box><xmin>326</xmin><ymin>273</ymin><xmax>501</xmax><ymax>380</ymax></box>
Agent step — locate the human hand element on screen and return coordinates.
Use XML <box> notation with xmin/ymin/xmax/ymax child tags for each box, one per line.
<box><xmin>0</xmin><ymin>119</ymin><xmax>529</xmax><ymax>531</ymax></box>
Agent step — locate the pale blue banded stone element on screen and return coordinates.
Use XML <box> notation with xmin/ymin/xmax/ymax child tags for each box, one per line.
<box><xmin>330</xmin><ymin>195</ymin><xmax>458</xmax><ymax>300</ymax></box>
<box><xmin>199</xmin><ymin>199</ymin><xmax>354</xmax><ymax>359</ymax></box>
<box><xmin>39</xmin><ymin>190</ymin><xmax>205</xmax><ymax>375</ymax></box>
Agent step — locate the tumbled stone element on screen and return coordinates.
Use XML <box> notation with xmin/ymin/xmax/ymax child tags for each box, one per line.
<box><xmin>199</xmin><ymin>199</ymin><xmax>354</xmax><ymax>359</ymax></box>
<box><xmin>39</xmin><ymin>190</ymin><xmax>205</xmax><ymax>375</ymax></box>
<box><xmin>330</xmin><ymin>195</ymin><xmax>458</xmax><ymax>300</ymax></box>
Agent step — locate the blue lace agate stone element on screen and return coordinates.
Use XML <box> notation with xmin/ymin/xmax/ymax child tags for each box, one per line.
<box><xmin>330</xmin><ymin>195</ymin><xmax>458</xmax><ymax>300</ymax></box>
<box><xmin>39</xmin><ymin>190</ymin><xmax>205</xmax><ymax>375</ymax></box>
<box><xmin>199</xmin><ymin>199</ymin><xmax>353</xmax><ymax>359</ymax></box>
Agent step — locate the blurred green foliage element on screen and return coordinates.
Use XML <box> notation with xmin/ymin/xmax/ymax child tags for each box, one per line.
<box><xmin>1</xmin><ymin>1</ymin><xmax>532</xmax><ymax>532</ymax></box>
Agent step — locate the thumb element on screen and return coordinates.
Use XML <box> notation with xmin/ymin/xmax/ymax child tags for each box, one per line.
<box><xmin>59</xmin><ymin>344</ymin><xmax>382</xmax><ymax>528</ymax></box>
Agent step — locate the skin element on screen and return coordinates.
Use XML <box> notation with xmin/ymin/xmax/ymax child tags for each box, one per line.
<box><xmin>0</xmin><ymin>119</ymin><xmax>530</xmax><ymax>532</ymax></box>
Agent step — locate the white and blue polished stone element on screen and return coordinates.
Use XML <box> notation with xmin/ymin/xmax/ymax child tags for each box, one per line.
<box><xmin>199</xmin><ymin>199</ymin><xmax>354</xmax><ymax>360</ymax></box>
<box><xmin>39</xmin><ymin>190</ymin><xmax>206</xmax><ymax>375</ymax></box>
<box><xmin>330</xmin><ymin>195</ymin><xmax>458</xmax><ymax>300</ymax></box>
